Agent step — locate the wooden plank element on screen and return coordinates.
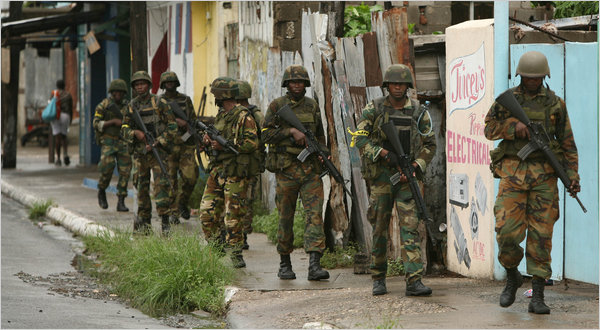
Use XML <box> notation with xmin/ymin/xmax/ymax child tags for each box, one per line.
<box><xmin>362</xmin><ymin>32</ymin><xmax>383</xmax><ymax>87</ymax></box>
<box><xmin>366</xmin><ymin>86</ymin><xmax>384</xmax><ymax>103</ymax></box>
<box><xmin>349</xmin><ymin>86</ymin><xmax>367</xmax><ymax>121</ymax></box>
<box><xmin>301</xmin><ymin>10</ymin><xmax>315</xmax><ymax>97</ymax></box>
<box><xmin>342</xmin><ymin>37</ymin><xmax>366</xmax><ymax>87</ymax></box>
<box><xmin>333</xmin><ymin>59</ymin><xmax>372</xmax><ymax>253</ymax></box>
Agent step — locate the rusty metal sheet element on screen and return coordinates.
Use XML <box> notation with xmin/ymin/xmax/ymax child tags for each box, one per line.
<box><xmin>349</xmin><ymin>86</ymin><xmax>367</xmax><ymax>120</ymax></box>
<box><xmin>362</xmin><ymin>32</ymin><xmax>383</xmax><ymax>87</ymax></box>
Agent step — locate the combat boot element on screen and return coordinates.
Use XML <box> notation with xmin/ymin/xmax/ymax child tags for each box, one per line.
<box><xmin>231</xmin><ymin>252</ymin><xmax>246</xmax><ymax>268</ymax></box>
<box><xmin>372</xmin><ymin>278</ymin><xmax>387</xmax><ymax>296</ymax></box>
<box><xmin>242</xmin><ymin>233</ymin><xmax>249</xmax><ymax>250</ymax></box>
<box><xmin>116</xmin><ymin>196</ymin><xmax>129</xmax><ymax>212</ymax></box>
<box><xmin>405</xmin><ymin>279</ymin><xmax>432</xmax><ymax>296</ymax></box>
<box><xmin>277</xmin><ymin>254</ymin><xmax>296</xmax><ymax>280</ymax></box>
<box><xmin>307</xmin><ymin>252</ymin><xmax>330</xmax><ymax>281</ymax></box>
<box><xmin>169</xmin><ymin>214</ymin><xmax>180</xmax><ymax>225</ymax></box>
<box><xmin>97</xmin><ymin>189</ymin><xmax>108</xmax><ymax>209</ymax></box>
<box><xmin>499</xmin><ymin>267</ymin><xmax>523</xmax><ymax>307</ymax></box>
<box><xmin>179</xmin><ymin>205</ymin><xmax>190</xmax><ymax>220</ymax></box>
<box><xmin>161</xmin><ymin>214</ymin><xmax>170</xmax><ymax>236</ymax></box>
<box><xmin>133</xmin><ymin>216</ymin><xmax>152</xmax><ymax>235</ymax></box>
<box><xmin>528</xmin><ymin>277</ymin><xmax>551</xmax><ymax>314</ymax></box>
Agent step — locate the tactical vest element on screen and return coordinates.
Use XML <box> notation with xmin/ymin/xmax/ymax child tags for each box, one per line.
<box><xmin>490</xmin><ymin>87</ymin><xmax>564</xmax><ymax>175</ymax></box>
<box><xmin>160</xmin><ymin>93</ymin><xmax>194</xmax><ymax>145</ymax></box>
<box><xmin>103</xmin><ymin>99</ymin><xmax>127</xmax><ymax>139</ymax></box>
<box><xmin>131</xmin><ymin>95</ymin><xmax>168</xmax><ymax>154</ymax></box>
<box><xmin>361</xmin><ymin>96</ymin><xmax>424</xmax><ymax>180</ymax></box>
<box><xmin>211</xmin><ymin>105</ymin><xmax>255</xmax><ymax>177</ymax></box>
<box><xmin>247</xmin><ymin>105</ymin><xmax>266</xmax><ymax>175</ymax></box>
<box><xmin>265</xmin><ymin>96</ymin><xmax>321</xmax><ymax>172</ymax></box>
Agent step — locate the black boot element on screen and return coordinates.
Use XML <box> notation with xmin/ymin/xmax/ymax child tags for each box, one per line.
<box><xmin>116</xmin><ymin>196</ymin><xmax>129</xmax><ymax>212</ymax></box>
<box><xmin>277</xmin><ymin>254</ymin><xmax>296</xmax><ymax>280</ymax></box>
<box><xmin>405</xmin><ymin>279</ymin><xmax>432</xmax><ymax>296</ymax></box>
<box><xmin>169</xmin><ymin>214</ymin><xmax>180</xmax><ymax>225</ymax></box>
<box><xmin>231</xmin><ymin>252</ymin><xmax>246</xmax><ymax>268</ymax></box>
<box><xmin>529</xmin><ymin>277</ymin><xmax>551</xmax><ymax>314</ymax></box>
<box><xmin>372</xmin><ymin>278</ymin><xmax>387</xmax><ymax>296</ymax></box>
<box><xmin>242</xmin><ymin>233</ymin><xmax>249</xmax><ymax>250</ymax></box>
<box><xmin>98</xmin><ymin>189</ymin><xmax>108</xmax><ymax>209</ymax></box>
<box><xmin>500</xmin><ymin>267</ymin><xmax>523</xmax><ymax>307</ymax></box>
<box><xmin>133</xmin><ymin>216</ymin><xmax>151</xmax><ymax>234</ymax></box>
<box><xmin>161</xmin><ymin>215</ymin><xmax>170</xmax><ymax>236</ymax></box>
<box><xmin>307</xmin><ymin>252</ymin><xmax>330</xmax><ymax>281</ymax></box>
<box><xmin>179</xmin><ymin>205</ymin><xmax>190</xmax><ymax>220</ymax></box>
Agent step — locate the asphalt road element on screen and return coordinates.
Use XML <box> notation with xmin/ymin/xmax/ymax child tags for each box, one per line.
<box><xmin>1</xmin><ymin>196</ymin><xmax>170</xmax><ymax>329</ymax></box>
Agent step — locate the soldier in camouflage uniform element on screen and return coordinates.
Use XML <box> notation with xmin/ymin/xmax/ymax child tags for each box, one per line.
<box><xmin>121</xmin><ymin>71</ymin><xmax>177</xmax><ymax>235</ymax></box>
<box><xmin>158</xmin><ymin>71</ymin><xmax>199</xmax><ymax>225</ymax></box>
<box><xmin>263</xmin><ymin>65</ymin><xmax>330</xmax><ymax>281</ymax></box>
<box><xmin>235</xmin><ymin>79</ymin><xmax>265</xmax><ymax>250</ymax></box>
<box><xmin>485</xmin><ymin>51</ymin><xmax>580</xmax><ymax>314</ymax></box>
<box><xmin>93</xmin><ymin>79</ymin><xmax>132</xmax><ymax>212</ymax></box>
<box><xmin>354</xmin><ymin>64</ymin><xmax>436</xmax><ymax>296</ymax></box>
<box><xmin>199</xmin><ymin>77</ymin><xmax>258</xmax><ymax>268</ymax></box>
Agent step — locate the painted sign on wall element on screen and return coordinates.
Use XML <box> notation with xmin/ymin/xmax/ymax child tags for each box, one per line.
<box><xmin>445</xmin><ymin>19</ymin><xmax>496</xmax><ymax>278</ymax></box>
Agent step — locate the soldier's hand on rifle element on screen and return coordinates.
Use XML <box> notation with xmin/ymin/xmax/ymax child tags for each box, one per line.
<box><xmin>207</xmin><ymin>137</ymin><xmax>222</xmax><ymax>150</ymax></box>
<box><xmin>382</xmin><ymin>149</ymin><xmax>399</xmax><ymax>167</ymax></box>
<box><xmin>134</xmin><ymin>130</ymin><xmax>145</xmax><ymax>141</ymax></box>
<box><xmin>569</xmin><ymin>180</ymin><xmax>581</xmax><ymax>197</ymax></box>
<box><xmin>290</xmin><ymin>128</ymin><xmax>307</xmax><ymax>146</ymax></box>
<box><xmin>515</xmin><ymin>121</ymin><xmax>530</xmax><ymax>139</ymax></box>
<box><xmin>175</xmin><ymin>118</ymin><xmax>188</xmax><ymax>128</ymax></box>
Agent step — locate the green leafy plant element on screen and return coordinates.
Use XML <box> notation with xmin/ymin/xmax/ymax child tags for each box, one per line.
<box><xmin>531</xmin><ymin>1</ymin><xmax>599</xmax><ymax>18</ymax></box>
<box><xmin>344</xmin><ymin>3</ymin><xmax>384</xmax><ymax>37</ymax></box>
<box><xmin>82</xmin><ymin>228</ymin><xmax>234</xmax><ymax>317</ymax></box>
<box><xmin>28</xmin><ymin>199</ymin><xmax>53</xmax><ymax>220</ymax></box>
<box><xmin>386</xmin><ymin>257</ymin><xmax>405</xmax><ymax>277</ymax></box>
<box><xmin>408</xmin><ymin>23</ymin><xmax>416</xmax><ymax>34</ymax></box>
<box><xmin>321</xmin><ymin>243</ymin><xmax>360</xmax><ymax>269</ymax></box>
<box><xmin>253</xmin><ymin>201</ymin><xmax>305</xmax><ymax>248</ymax></box>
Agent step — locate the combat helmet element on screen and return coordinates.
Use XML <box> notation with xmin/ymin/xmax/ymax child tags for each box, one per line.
<box><xmin>236</xmin><ymin>80</ymin><xmax>252</xmax><ymax>99</ymax></box>
<box><xmin>108</xmin><ymin>79</ymin><xmax>128</xmax><ymax>93</ymax></box>
<box><xmin>210</xmin><ymin>77</ymin><xmax>239</xmax><ymax>100</ymax></box>
<box><xmin>159</xmin><ymin>71</ymin><xmax>181</xmax><ymax>89</ymax></box>
<box><xmin>382</xmin><ymin>64</ymin><xmax>413</xmax><ymax>88</ymax></box>
<box><xmin>281</xmin><ymin>65</ymin><xmax>311</xmax><ymax>87</ymax></box>
<box><xmin>131</xmin><ymin>71</ymin><xmax>152</xmax><ymax>88</ymax></box>
<box><xmin>516</xmin><ymin>51</ymin><xmax>550</xmax><ymax>78</ymax></box>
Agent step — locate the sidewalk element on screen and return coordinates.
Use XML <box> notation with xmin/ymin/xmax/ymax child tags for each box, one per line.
<box><xmin>2</xmin><ymin>144</ymin><xmax>598</xmax><ymax>329</ymax></box>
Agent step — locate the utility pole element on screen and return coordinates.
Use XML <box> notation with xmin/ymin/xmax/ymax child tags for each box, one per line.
<box><xmin>129</xmin><ymin>1</ymin><xmax>148</xmax><ymax>73</ymax></box>
<box><xmin>2</xmin><ymin>1</ymin><xmax>24</xmax><ymax>169</ymax></box>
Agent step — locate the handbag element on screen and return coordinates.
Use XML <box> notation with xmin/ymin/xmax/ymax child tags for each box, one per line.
<box><xmin>41</xmin><ymin>96</ymin><xmax>58</xmax><ymax>123</ymax></box>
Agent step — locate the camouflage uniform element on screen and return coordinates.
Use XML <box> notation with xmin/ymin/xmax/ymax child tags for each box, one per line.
<box><xmin>158</xmin><ymin>72</ymin><xmax>199</xmax><ymax>223</ymax></box>
<box><xmin>199</xmin><ymin>77</ymin><xmax>258</xmax><ymax>260</ymax></box>
<box><xmin>121</xmin><ymin>71</ymin><xmax>177</xmax><ymax>233</ymax></box>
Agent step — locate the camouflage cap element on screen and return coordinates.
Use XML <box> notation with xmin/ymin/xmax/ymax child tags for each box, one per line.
<box><xmin>211</xmin><ymin>77</ymin><xmax>239</xmax><ymax>100</ymax></box>
<box><xmin>131</xmin><ymin>71</ymin><xmax>152</xmax><ymax>88</ymax></box>
<box><xmin>159</xmin><ymin>71</ymin><xmax>181</xmax><ymax>89</ymax></box>
<box><xmin>236</xmin><ymin>80</ymin><xmax>252</xmax><ymax>99</ymax></box>
<box><xmin>281</xmin><ymin>65</ymin><xmax>311</xmax><ymax>87</ymax></box>
<box><xmin>108</xmin><ymin>79</ymin><xmax>128</xmax><ymax>93</ymax></box>
<box><xmin>382</xmin><ymin>64</ymin><xmax>413</xmax><ymax>88</ymax></box>
<box><xmin>516</xmin><ymin>51</ymin><xmax>550</xmax><ymax>78</ymax></box>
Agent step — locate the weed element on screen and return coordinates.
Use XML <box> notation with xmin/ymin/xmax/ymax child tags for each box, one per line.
<box><xmin>28</xmin><ymin>199</ymin><xmax>53</xmax><ymax>220</ymax></box>
<box><xmin>387</xmin><ymin>257</ymin><xmax>405</xmax><ymax>277</ymax></box>
<box><xmin>252</xmin><ymin>201</ymin><xmax>304</xmax><ymax>248</ymax></box>
<box><xmin>82</xmin><ymin>228</ymin><xmax>234</xmax><ymax>317</ymax></box>
<box><xmin>321</xmin><ymin>243</ymin><xmax>359</xmax><ymax>269</ymax></box>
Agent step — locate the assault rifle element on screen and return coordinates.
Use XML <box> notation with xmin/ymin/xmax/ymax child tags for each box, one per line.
<box><xmin>168</xmin><ymin>100</ymin><xmax>206</xmax><ymax>172</ymax></box>
<box><xmin>277</xmin><ymin>104</ymin><xmax>353</xmax><ymax>198</ymax></box>
<box><xmin>130</xmin><ymin>104</ymin><xmax>171</xmax><ymax>186</ymax></box>
<box><xmin>195</xmin><ymin>120</ymin><xmax>239</xmax><ymax>156</ymax></box>
<box><xmin>495</xmin><ymin>89</ymin><xmax>586</xmax><ymax>213</ymax></box>
<box><xmin>198</xmin><ymin>86</ymin><xmax>207</xmax><ymax>117</ymax></box>
<box><xmin>381</xmin><ymin>121</ymin><xmax>437</xmax><ymax>246</ymax></box>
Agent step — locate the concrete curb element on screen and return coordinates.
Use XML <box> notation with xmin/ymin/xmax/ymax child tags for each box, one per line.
<box><xmin>1</xmin><ymin>180</ymin><xmax>114</xmax><ymax>238</ymax></box>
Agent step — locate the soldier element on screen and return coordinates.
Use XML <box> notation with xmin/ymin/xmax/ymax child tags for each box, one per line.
<box><xmin>235</xmin><ymin>79</ymin><xmax>265</xmax><ymax>250</ymax></box>
<box><xmin>485</xmin><ymin>51</ymin><xmax>580</xmax><ymax>314</ymax></box>
<box><xmin>262</xmin><ymin>65</ymin><xmax>330</xmax><ymax>281</ymax></box>
<box><xmin>199</xmin><ymin>77</ymin><xmax>258</xmax><ymax>268</ymax></box>
<box><xmin>354</xmin><ymin>64</ymin><xmax>436</xmax><ymax>296</ymax></box>
<box><xmin>158</xmin><ymin>71</ymin><xmax>199</xmax><ymax>225</ymax></box>
<box><xmin>93</xmin><ymin>79</ymin><xmax>132</xmax><ymax>212</ymax></box>
<box><xmin>121</xmin><ymin>70</ymin><xmax>177</xmax><ymax>235</ymax></box>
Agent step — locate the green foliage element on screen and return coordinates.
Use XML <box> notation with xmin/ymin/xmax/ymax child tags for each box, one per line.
<box><xmin>82</xmin><ymin>229</ymin><xmax>234</xmax><ymax>317</ymax></box>
<box><xmin>375</xmin><ymin>318</ymin><xmax>401</xmax><ymax>329</ymax></box>
<box><xmin>320</xmin><ymin>244</ymin><xmax>359</xmax><ymax>269</ymax></box>
<box><xmin>386</xmin><ymin>257</ymin><xmax>405</xmax><ymax>277</ymax></box>
<box><xmin>28</xmin><ymin>199</ymin><xmax>53</xmax><ymax>220</ymax></box>
<box><xmin>531</xmin><ymin>1</ymin><xmax>599</xmax><ymax>18</ymax></box>
<box><xmin>253</xmin><ymin>201</ymin><xmax>305</xmax><ymax>248</ymax></box>
<box><xmin>344</xmin><ymin>3</ymin><xmax>384</xmax><ymax>37</ymax></box>
<box><xmin>408</xmin><ymin>23</ymin><xmax>416</xmax><ymax>34</ymax></box>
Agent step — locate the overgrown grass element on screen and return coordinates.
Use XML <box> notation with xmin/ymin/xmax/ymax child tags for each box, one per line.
<box><xmin>28</xmin><ymin>199</ymin><xmax>53</xmax><ymax>220</ymax></box>
<box><xmin>82</xmin><ymin>228</ymin><xmax>234</xmax><ymax>317</ymax></box>
<box><xmin>387</xmin><ymin>257</ymin><xmax>405</xmax><ymax>277</ymax></box>
<box><xmin>253</xmin><ymin>200</ymin><xmax>305</xmax><ymax>248</ymax></box>
<box><xmin>321</xmin><ymin>243</ymin><xmax>360</xmax><ymax>269</ymax></box>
